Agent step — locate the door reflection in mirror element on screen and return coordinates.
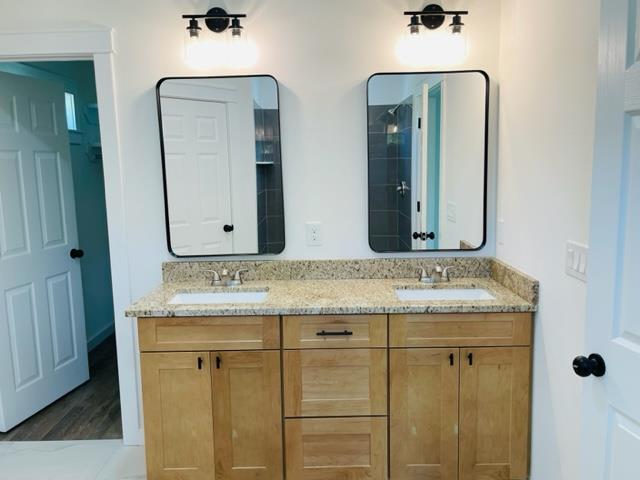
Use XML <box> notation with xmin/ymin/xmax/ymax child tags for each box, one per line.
<box><xmin>367</xmin><ymin>71</ymin><xmax>488</xmax><ymax>252</ymax></box>
<box><xmin>157</xmin><ymin>76</ymin><xmax>285</xmax><ymax>256</ymax></box>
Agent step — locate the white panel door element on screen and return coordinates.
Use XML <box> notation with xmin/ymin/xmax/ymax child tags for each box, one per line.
<box><xmin>161</xmin><ymin>97</ymin><xmax>233</xmax><ymax>256</ymax></box>
<box><xmin>581</xmin><ymin>1</ymin><xmax>640</xmax><ymax>479</ymax></box>
<box><xmin>0</xmin><ymin>71</ymin><xmax>88</xmax><ymax>431</ymax></box>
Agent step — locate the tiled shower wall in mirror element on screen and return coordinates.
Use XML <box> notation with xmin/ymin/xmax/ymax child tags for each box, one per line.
<box><xmin>255</xmin><ymin>108</ymin><xmax>285</xmax><ymax>253</ymax></box>
<box><xmin>368</xmin><ymin>101</ymin><xmax>413</xmax><ymax>251</ymax></box>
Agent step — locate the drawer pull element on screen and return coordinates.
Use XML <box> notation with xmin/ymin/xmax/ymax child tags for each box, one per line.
<box><xmin>467</xmin><ymin>352</ymin><xmax>473</xmax><ymax>366</ymax></box>
<box><xmin>216</xmin><ymin>355</ymin><xmax>222</xmax><ymax>369</ymax></box>
<box><xmin>197</xmin><ymin>356</ymin><xmax>204</xmax><ymax>370</ymax></box>
<box><xmin>316</xmin><ymin>329</ymin><xmax>354</xmax><ymax>337</ymax></box>
<box><xmin>449</xmin><ymin>353</ymin><xmax>454</xmax><ymax>366</ymax></box>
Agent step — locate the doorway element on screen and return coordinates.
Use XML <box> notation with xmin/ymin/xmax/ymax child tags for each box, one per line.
<box><xmin>0</xmin><ymin>61</ymin><xmax>121</xmax><ymax>441</ymax></box>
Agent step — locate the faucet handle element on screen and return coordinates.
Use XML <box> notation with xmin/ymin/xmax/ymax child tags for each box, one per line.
<box><xmin>442</xmin><ymin>266</ymin><xmax>456</xmax><ymax>281</ymax></box>
<box><xmin>417</xmin><ymin>267</ymin><xmax>431</xmax><ymax>283</ymax></box>
<box><xmin>203</xmin><ymin>270</ymin><xmax>222</xmax><ymax>285</ymax></box>
<box><xmin>232</xmin><ymin>269</ymin><xmax>249</xmax><ymax>284</ymax></box>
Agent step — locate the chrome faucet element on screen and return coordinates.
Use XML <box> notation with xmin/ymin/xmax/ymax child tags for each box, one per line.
<box><xmin>204</xmin><ymin>269</ymin><xmax>249</xmax><ymax>286</ymax></box>
<box><xmin>418</xmin><ymin>265</ymin><xmax>456</xmax><ymax>284</ymax></box>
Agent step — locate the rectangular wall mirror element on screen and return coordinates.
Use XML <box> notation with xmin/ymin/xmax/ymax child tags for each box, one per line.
<box><xmin>367</xmin><ymin>70</ymin><xmax>488</xmax><ymax>252</ymax></box>
<box><xmin>157</xmin><ymin>75</ymin><xmax>285</xmax><ymax>257</ymax></box>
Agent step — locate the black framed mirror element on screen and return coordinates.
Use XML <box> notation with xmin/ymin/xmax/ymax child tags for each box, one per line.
<box><xmin>157</xmin><ymin>75</ymin><xmax>285</xmax><ymax>257</ymax></box>
<box><xmin>367</xmin><ymin>70</ymin><xmax>489</xmax><ymax>252</ymax></box>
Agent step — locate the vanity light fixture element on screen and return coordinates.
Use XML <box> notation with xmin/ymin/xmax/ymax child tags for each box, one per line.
<box><xmin>182</xmin><ymin>7</ymin><xmax>257</xmax><ymax>69</ymax></box>
<box><xmin>396</xmin><ymin>4</ymin><xmax>469</xmax><ymax>67</ymax></box>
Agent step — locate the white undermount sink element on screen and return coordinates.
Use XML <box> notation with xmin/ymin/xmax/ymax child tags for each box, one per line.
<box><xmin>395</xmin><ymin>288</ymin><xmax>495</xmax><ymax>301</ymax></box>
<box><xmin>168</xmin><ymin>291</ymin><xmax>268</xmax><ymax>305</ymax></box>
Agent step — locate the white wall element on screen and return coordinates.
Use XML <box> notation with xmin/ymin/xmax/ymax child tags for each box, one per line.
<box><xmin>0</xmin><ymin>0</ymin><xmax>502</xmax><ymax>302</ymax></box>
<box><xmin>439</xmin><ymin>72</ymin><xmax>485</xmax><ymax>248</ymax></box>
<box><xmin>497</xmin><ymin>1</ymin><xmax>599</xmax><ymax>479</ymax></box>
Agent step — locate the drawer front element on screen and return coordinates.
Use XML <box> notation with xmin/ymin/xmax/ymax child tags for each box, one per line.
<box><xmin>390</xmin><ymin>313</ymin><xmax>532</xmax><ymax>347</ymax></box>
<box><xmin>283</xmin><ymin>315</ymin><xmax>387</xmax><ymax>349</ymax></box>
<box><xmin>138</xmin><ymin>316</ymin><xmax>280</xmax><ymax>352</ymax></box>
<box><xmin>284</xmin><ymin>349</ymin><xmax>387</xmax><ymax>417</ymax></box>
<box><xmin>285</xmin><ymin>417</ymin><xmax>387</xmax><ymax>480</ymax></box>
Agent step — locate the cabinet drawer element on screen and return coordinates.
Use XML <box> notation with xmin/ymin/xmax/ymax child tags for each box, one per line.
<box><xmin>138</xmin><ymin>316</ymin><xmax>280</xmax><ymax>352</ymax></box>
<box><xmin>283</xmin><ymin>315</ymin><xmax>387</xmax><ymax>349</ymax></box>
<box><xmin>284</xmin><ymin>349</ymin><xmax>387</xmax><ymax>417</ymax></box>
<box><xmin>390</xmin><ymin>313</ymin><xmax>532</xmax><ymax>347</ymax></box>
<box><xmin>285</xmin><ymin>417</ymin><xmax>387</xmax><ymax>480</ymax></box>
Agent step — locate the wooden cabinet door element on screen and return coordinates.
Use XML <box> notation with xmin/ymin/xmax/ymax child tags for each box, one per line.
<box><xmin>285</xmin><ymin>417</ymin><xmax>387</xmax><ymax>479</ymax></box>
<box><xmin>284</xmin><ymin>349</ymin><xmax>387</xmax><ymax>416</ymax></box>
<box><xmin>211</xmin><ymin>351</ymin><xmax>283</xmax><ymax>480</ymax></box>
<box><xmin>390</xmin><ymin>348</ymin><xmax>459</xmax><ymax>480</ymax></box>
<box><xmin>459</xmin><ymin>347</ymin><xmax>531</xmax><ymax>480</ymax></box>
<box><xmin>141</xmin><ymin>352</ymin><xmax>214</xmax><ymax>480</ymax></box>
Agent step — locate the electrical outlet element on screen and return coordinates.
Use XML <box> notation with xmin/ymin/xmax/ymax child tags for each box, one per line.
<box><xmin>566</xmin><ymin>241</ymin><xmax>588</xmax><ymax>282</ymax></box>
<box><xmin>305</xmin><ymin>221</ymin><xmax>323</xmax><ymax>246</ymax></box>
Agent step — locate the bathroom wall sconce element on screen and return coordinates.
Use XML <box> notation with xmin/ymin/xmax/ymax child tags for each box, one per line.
<box><xmin>396</xmin><ymin>4</ymin><xmax>469</xmax><ymax>67</ymax></box>
<box><xmin>182</xmin><ymin>7</ymin><xmax>258</xmax><ymax>69</ymax></box>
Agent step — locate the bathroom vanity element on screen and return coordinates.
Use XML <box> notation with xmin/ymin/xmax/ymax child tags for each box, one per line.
<box><xmin>127</xmin><ymin>258</ymin><xmax>537</xmax><ymax>480</ymax></box>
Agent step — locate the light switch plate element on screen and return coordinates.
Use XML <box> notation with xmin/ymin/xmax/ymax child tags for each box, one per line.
<box><xmin>447</xmin><ymin>202</ymin><xmax>457</xmax><ymax>223</ymax></box>
<box><xmin>497</xmin><ymin>218</ymin><xmax>505</xmax><ymax>246</ymax></box>
<box><xmin>566</xmin><ymin>241</ymin><xmax>588</xmax><ymax>282</ymax></box>
<box><xmin>305</xmin><ymin>221</ymin><xmax>323</xmax><ymax>246</ymax></box>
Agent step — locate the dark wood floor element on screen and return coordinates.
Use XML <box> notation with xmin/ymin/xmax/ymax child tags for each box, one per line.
<box><xmin>0</xmin><ymin>335</ymin><xmax>122</xmax><ymax>441</ymax></box>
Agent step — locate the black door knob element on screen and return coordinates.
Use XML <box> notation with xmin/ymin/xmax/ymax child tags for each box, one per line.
<box><xmin>412</xmin><ymin>231</ymin><xmax>436</xmax><ymax>241</ymax></box>
<box><xmin>70</xmin><ymin>248</ymin><xmax>84</xmax><ymax>259</ymax></box>
<box><xmin>572</xmin><ymin>353</ymin><xmax>606</xmax><ymax>377</ymax></box>
<box><xmin>223</xmin><ymin>224</ymin><xmax>234</xmax><ymax>233</ymax></box>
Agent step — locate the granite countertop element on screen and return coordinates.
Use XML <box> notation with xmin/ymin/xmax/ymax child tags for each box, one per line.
<box><xmin>125</xmin><ymin>277</ymin><xmax>536</xmax><ymax>318</ymax></box>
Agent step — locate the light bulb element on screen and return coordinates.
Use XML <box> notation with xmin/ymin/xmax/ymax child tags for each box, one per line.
<box><xmin>184</xmin><ymin>19</ymin><xmax>209</xmax><ymax>68</ymax></box>
<box><xmin>226</xmin><ymin>19</ymin><xmax>258</xmax><ymax>68</ymax></box>
<box><xmin>409</xmin><ymin>15</ymin><xmax>422</xmax><ymax>36</ymax></box>
<box><xmin>396</xmin><ymin>26</ymin><xmax>467</xmax><ymax>67</ymax></box>
<box><xmin>450</xmin><ymin>15</ymin><xmax>464</xmax><ymax>35</ymax></box>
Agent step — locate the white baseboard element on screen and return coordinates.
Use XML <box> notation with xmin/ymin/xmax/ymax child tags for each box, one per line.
<box><xmin>87</xmin><ymin>322</ymin><xmax>115</xmax><ymax>352</ymax></box>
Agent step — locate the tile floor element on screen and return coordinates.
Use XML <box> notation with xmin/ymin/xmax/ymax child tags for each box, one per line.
<box><xmin>0</xmin><ymin>440</ymin><xmax>145</xmax><ymax>479</ymax></box>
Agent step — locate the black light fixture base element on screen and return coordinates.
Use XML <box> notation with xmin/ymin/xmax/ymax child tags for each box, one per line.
<box><xmin>421</xmin><ymin>4</ymin><xmax>446</xmax><ymax>30</ymax></box>
<box><xmin>205</xmin><ymin>7</ymin><xmax>230</xmax><ymax>33</ymax></box>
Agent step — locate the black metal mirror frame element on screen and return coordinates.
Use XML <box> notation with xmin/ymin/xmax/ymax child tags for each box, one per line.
<box><xmin>366</xmin><ymin>69</ymin><xmax>489</xmax><ymax>253</ymax></box>
<box><xmin>156</xmin><ymin>74</ymin><xmax>286</xmax><ymax>257</ymax></box>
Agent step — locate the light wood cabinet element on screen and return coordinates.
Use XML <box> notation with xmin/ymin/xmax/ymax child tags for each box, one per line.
<box><xmin>139</xmin><ymin>312</ymin><xmax>532</xmax><ymax>480</ymax></box>
<box><xmin>285</xmin><ymin>417</ymin><xmax>387</xmax><ymax>479</ymax></box>
<box><xmin>211</xmin><ymin>351</ymin><xmax>283</xmax><ymax>480</ymax></box>
<box><xmin>284</xmin><ymin>348</ymin><xmax>387</xmax><ymax>417</ymax></box>
<box><xmin>390</xmin><ymin>313</ymin><xmax>532</xmax><ymax>348</ymax></box>
<box><xmin>138</xmin><ymin>316</ymin><xmax>280</xmax><ymax>352</ymax></box>
<box><xmin>389</xmin><ymin>313</ymin><xmax>533</xmax><ymax>480</ymax></box>
<box><xmin>140</xmin><ymin>352</ymin><xmax>215</xmax><ymax>480</ymax></box>
<box><xmin>139</xmin><ymin>328</ymin><xmax>283</xmax><ymax>480</ymax></box>
<box><xmin>390</xmin><ymin>348</ymin><xmax>459</xmax><ymax>480</ymax></box>
<box><xmin>283</xmin><ymin>314</ymin><xmax>387</xmax><ymax>349</ymax></box>
<box><xmin>459</xmin><ymin>347</ymin><xmax>531</xmax><ymax>480</ymax></box>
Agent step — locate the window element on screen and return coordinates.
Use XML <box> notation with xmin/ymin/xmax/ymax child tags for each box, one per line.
<box><xmin>64</xmin><ymin>92</ymin><xmax>77</xmax><ymax>130</ymax></box>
